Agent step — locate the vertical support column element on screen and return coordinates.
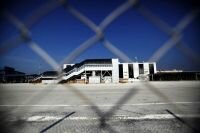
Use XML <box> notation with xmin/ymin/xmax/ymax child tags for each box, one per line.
<box><xmin>133</xmin><ymin>63</ymin><xmax>139</xmax><ymax>78</ymax></box>
<box><xmin>92</xmin><ymin>71</ymin><xmax>95</xmax><ymax>76</ymax></box>
<box><xmin>123</xmin><ymin>63</ymin><xmax>129</xmax><ymax>79</ymax></box>
<box><xmin>153</xmin><ymin>62</ymin><xmax>157</xmax><ymax>73</ymax></box>
<box><xmin>143</xmin><ymin>63</ymin><xmax>149</xmax><ymax>75</ymax></box>
<box><xmin>112</xmin><ymin>59</ymin><xmax>119</xmax><ymax>83</ymax></box>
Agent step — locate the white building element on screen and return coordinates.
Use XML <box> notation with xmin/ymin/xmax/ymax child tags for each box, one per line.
<box><xmin>62</xmin><ymin>58</ymin><xmax>157</xmax><ymax>83</ymax></box>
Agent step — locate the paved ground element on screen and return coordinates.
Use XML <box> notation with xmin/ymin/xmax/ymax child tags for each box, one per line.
<box><xmin>0</xmin><ymin>81</ymin><xmax>200</xmax><ymax>133</ymax></box>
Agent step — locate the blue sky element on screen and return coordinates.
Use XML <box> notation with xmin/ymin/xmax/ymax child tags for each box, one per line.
<box><xmin>0</xmin><ymin>0</ymin><xmax>200</xmax><ymax>74</ymax></box>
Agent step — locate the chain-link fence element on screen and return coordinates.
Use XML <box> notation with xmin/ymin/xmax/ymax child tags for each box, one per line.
<box><xmin>0</xmin><ymin>0</ymin><xmax>200</xmax><ymax>132</ymax></box>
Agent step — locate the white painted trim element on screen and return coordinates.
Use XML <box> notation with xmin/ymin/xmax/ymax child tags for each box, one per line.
<box><xmin>0</xmin><ymin>101</ymin><xmax>199</xmax><ymax>107</ymax></box>
<box><xmin>26</xmin><ymin>114</ymin><xmax>200</xmax><ymax>122</ymax></box>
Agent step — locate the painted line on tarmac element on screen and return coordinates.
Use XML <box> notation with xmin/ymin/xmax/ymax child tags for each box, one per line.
<box><xmin>26</xmin><ymin>114</ymin><xmax>200</xmax><ymax>122</ymax></box>
<box><xmin>0</xmin><ymin>101</ymin><xmax>200</xmax><ymax>107</ymax></box>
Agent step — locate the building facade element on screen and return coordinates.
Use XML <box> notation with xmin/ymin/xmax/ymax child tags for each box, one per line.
<box><xmin>62</xmin><ymin>58</ymin><xmax>157</xmax><ymax>83</ymax></box>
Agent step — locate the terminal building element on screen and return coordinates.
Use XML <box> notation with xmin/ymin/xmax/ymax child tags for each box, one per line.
<box><xmin>62</xmin><ymin>58</ymin><xmax>157</xmax><ymax>84</ymax></box>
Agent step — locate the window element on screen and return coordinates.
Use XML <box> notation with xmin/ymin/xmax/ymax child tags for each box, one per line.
<box><xmin>149</xmin><ymin>64</ymin><xmax>154</xmax><ymax>74</ymax></box>
<box><xmin>128</xmin><ymin>64</ymin><xmax>134</xmax><ymax>78</ymax></box>
<box><xmin>119</xmin><ymin>64</ymin><xmax>123</xmax><ymax>78</ymax></box>
<box><xmin>139</xmin><ymin>64</ymin><xmax>144</xmax><ymax>74</ymax></box>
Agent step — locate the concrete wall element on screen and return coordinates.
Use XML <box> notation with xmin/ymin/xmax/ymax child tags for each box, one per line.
<box><xmin>42</xmin><ymin>80</ymin><xmax>58</xmax><ymax>84</ymax></box>
<box><xmin>89</xmin><ymin>76</ymin><xmax>100</xmax><ymax>84</ymax></box>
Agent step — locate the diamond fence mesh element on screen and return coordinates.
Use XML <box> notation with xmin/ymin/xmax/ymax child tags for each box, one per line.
<box><xmin>0</xmin><ymin>0</ymin><xmax>200</xmax><ymax>132</ymax></box>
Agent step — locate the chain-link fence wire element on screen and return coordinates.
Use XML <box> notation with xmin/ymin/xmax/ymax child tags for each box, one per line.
<box><xmin>0</xmin><ymin>0</ymin><xmax>200</xmax><ymax>132</ymax></box>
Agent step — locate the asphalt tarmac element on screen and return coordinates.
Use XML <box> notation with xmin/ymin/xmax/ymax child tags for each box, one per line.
<box><xmin>0</xmin><ymin>81</ymin><xmax>199</xmax><ymax>133</ymax></box>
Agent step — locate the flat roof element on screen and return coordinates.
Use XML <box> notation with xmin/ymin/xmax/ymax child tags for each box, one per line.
<box><xmin>64</xmin><ymin>59</ymin><xmax>112</xmax><ymax>73</ymax></box>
